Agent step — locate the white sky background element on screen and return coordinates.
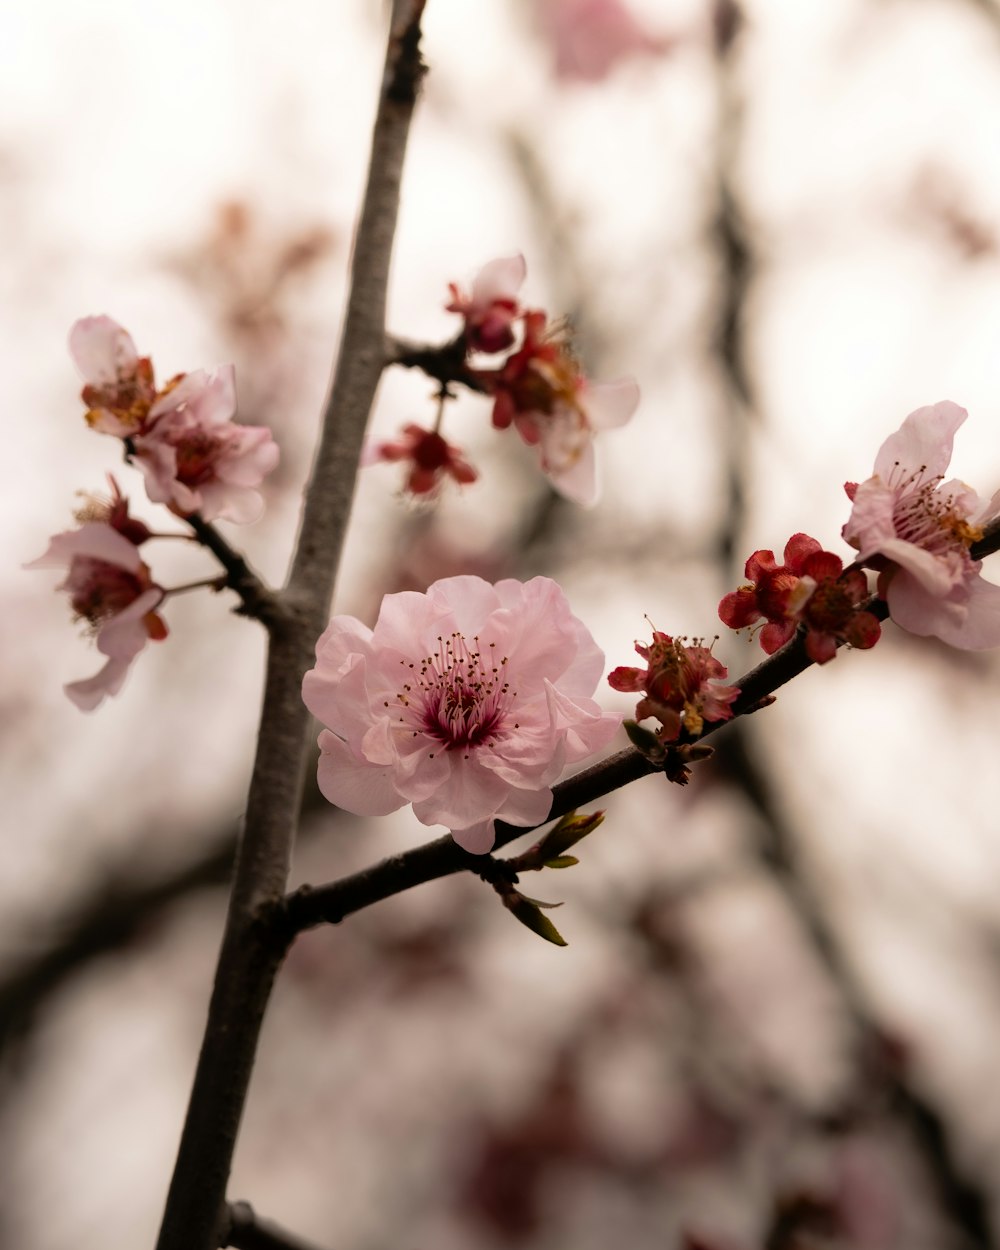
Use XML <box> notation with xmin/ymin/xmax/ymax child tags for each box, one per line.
<box><xmin>5</xmin><ymin>0</ymin><xmax>1000</xmax><ymax>1247</ymax></box>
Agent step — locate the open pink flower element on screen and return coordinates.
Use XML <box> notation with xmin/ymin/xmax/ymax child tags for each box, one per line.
<box><xmin>609</xmin><ymin>631</ymin><xmax>739</xmax><ymax>740</ymax></box>
<box><xmin>447</xmin><ymin>255</ymin><xmax>526</xmax><ymax>354</ymax></box>
<box><xmin>362</xmin><ymin>423</ymin><xmax>478</xmax><ymax>497</ymax></box>
<box><xmin>481</xmin><ymin>311</ymin><xmax>638</xmax><ymax>506</ymax></box>
<box><xmin>843</xmin><ymin>401</ymin><xmax>1000</xmax><ymax>648</ymax></box>
<box><xmin>302</xmin><ymin>575</ymin><xmax>619</xmax><ymax>853</ymax></box>
<box><xmin>133</xmin><ymin>366</ymin><xmax>279</xmax><ymax>523</ymax></box>
<box><xmin>70</xmin><ymin>315</ymin><xmax>157</xmax><ymax>436</ymax></box>
<box><xmin>26</xmin><ymin>483</ymin><xmax>167</xmax><ymax>710</ymax></box>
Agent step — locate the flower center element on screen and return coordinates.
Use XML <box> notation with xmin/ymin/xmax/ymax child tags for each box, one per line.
<box><xmin>394</xmin><ymin>632</ymin><xmax>516</xmax><ymax>755</ymax></box>
<box><xmin>889</xmin><ymin>464</ymin><xmax>983</xmax><ymax>558</ymax></box>
<box><xmin>65</xmin><ymin>557</ymin><xmax>146</xmax><ymax>626</ymax></box>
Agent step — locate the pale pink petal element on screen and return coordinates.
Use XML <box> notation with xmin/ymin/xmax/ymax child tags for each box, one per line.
<box><xmin>471</xmin><ymin>254</ymin><xmax>526</xmax><ymax>306</ymax></box>
<box><xmin>411</xmin><ymin>756</ymin><xmax>511</xmax><ymax>830</ymax></box>
<box><xmin>95</xmin><ymin>588</ymin><xmax>163</xmax><ymax>659</ymax></box>
<box><xmin>427</xmin><ymin>575</ymin><xmax>503</xmax><ymax>638</ymax></box>
<box><xmin>65</xmin><ymin>655</ymin><xmax>133</xmax><ymax>711</ymax></box>
<box><xmin>872</xmin><ymin>401</ymin><xmax>966</xmax><ymax>482</ymax></box>
<box><xmin>547</xmin><ymin>439</ymin><xmax>599</xmax><ymax>507</ymax></box>
<box><xmin>315</xmin><ymin>730</ymin><xmax>407</xmax><ymax>817</ymax></box>
<box><xmin>25</xmin><ymin>521</ymin><xmax>143</xmax><ymax>574</ymax></box>
<box><xmin>149</xmin><ymin>365</ymin><xmax>237</xmax><ymax>426</ymax></box>
<box><xmin>889</xmin><ymin>569</ymin><xmax>1000</xmax><ymax>649</ymax></box>
<box><xmin>580</xmin><ymin>377</ymin><xmax>639</xmax><ymax>431</ymax></box>
<box><xmin>450</xmin><ymin>819</ymin><xmax>497</xmax><ymax>855</ymax></box>
<box><xmin>69</xmin><ymin>316</ymin><xmax>138</xmax><ymax>384</ymax></box>
<box><xmin>842</xmin><ymin>477</ymin><xmax>899</xmax><ymax>556</ymax></box>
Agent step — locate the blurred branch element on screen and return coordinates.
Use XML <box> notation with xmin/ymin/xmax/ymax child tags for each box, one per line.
<box><xmin>384</xmin><ymin>332</ymin><xmax>487</xmax><ymax>392</ymax></box>
<box><xmin>156</xmin><ymin>5</ymin><xmax>427</xmax><ymax>1249</ymax></box>
<box><xmin>186</xmin><ymin>513</ymin><xmax>285</xmax><ymax>628</ymax></box>
<box><xmin>223</xmin><ymin>1202</ymin><xmax>331</xmax><ymax>1250</ymax></box>
<box><xmin>716</xmin><ymin>727</ymin><xmax>995</xmax><ymax>1250</ymax></box>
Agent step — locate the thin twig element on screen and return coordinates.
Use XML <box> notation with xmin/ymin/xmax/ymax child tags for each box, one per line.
<box><xmin>186</xmin><ymin>513</ymin><xmax>285</xmax><ymax>628</ymax></box>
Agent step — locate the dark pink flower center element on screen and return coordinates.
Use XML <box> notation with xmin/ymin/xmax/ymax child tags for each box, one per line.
<box><xmin>64</xmin><ymin>556</ymin><xmax>146</xmax><ymax>624</ymax></box>
<box><xmin>396</xmin><ymin>632</ymin><xmax>516</xmax><ymax>754</ymax></box>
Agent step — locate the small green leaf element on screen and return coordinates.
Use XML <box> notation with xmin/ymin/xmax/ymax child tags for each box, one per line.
<box><xmin>505</xmin><ymin>892</ymin><xmax>569</xmax><ymax>946</ymax></box>
<box><xmin>544</xmin><ymin>855</ymin><xmax>579</xmax><ymax>869</ymax></box>
<box><xmin>537</xmin><ymin>809</ymin><xmax>605</xmax><ymax>858</ymax></box>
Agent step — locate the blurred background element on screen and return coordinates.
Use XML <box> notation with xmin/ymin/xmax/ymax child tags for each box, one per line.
<box><xmin>4</xmin><ymin>0</ymin><xmax>1000</xmax><ymax>1246</ymax></box>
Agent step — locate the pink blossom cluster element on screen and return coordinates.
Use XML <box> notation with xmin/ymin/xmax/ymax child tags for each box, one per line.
<box><xmin>368</xmin><ymin>256</ymin><xmax>639</xmax><ymax>506</ymax></box>
<box><xmin>26</xmin><ymin>479</ymin><xmax>168</xmax><ymax>710</ymax></box>
<box><xmin>609</xmin><ymin>630</ymin><xmax>739</xmax><ymax>742</ymax></box>
<box><xmin>302</xmin><ymin>575</ymin><xmax>619</xmax><ymax>853</ymax></box>
<box><xmin>29</xmin><ymin>317</ymin><xmax>281</xmax><ymax>710</ymax></box>
<box><xmin>71</xmin><ymin>315</ymin><xmax>279</xmax><ymax>523</ymax></box>
<box><xmin>719</xmin><ymin>402</ymin><xmax>1000</xmax><ymax>656</ymax></box>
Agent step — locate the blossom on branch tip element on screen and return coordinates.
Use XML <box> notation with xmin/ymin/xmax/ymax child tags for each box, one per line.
<box><xmin>301</xmin><ymin>575</ymin><xmax>620</xmax><ymax>854</ymax></box>
<box><xmin>362</xmin><ymin>423</ymin><xmax>478</xmax><ymax>497</ymax></box>
<box><xmin>447</xmin><ymin>255</ymin><xmax>526</xmax><ymax>355</ymax></box>
<box><xmin>843</xmin><ymin>401</ymin><xmax>1000</xmax><ymax>648</ymax></box>
<box><xmin>25</xmin><ymin>481</ymin><xmax>167</xmax><ymax>710</ymax></box>
<box><xmin>70</xmin><ymin>316</ymin><xmax>156</xmax><ymax>436</ymax></box>
<box><xmin>719</xmin><ymin>533</ymin><xmax>881</xmax><ymax>663</ymax></box>
<box><xmin>480</xmin><ymin>311</ymin><xmax>638</xmax><ymax>506</ymax></box>
<box><xmin>609</xmin><ymin>630</ymin><xmax>739</xmax><ymax>741</ymax></box>
<box><xmin>70</xmin><ymin>315</ymin><xmax>279</xmax><ymax>523</ymax></box>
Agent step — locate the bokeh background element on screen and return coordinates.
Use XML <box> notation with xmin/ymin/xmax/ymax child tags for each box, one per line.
<box><xmin>4</xmin><ymin>0</ymin><xmax>1000</xmax><ymax>1247</ymax></box>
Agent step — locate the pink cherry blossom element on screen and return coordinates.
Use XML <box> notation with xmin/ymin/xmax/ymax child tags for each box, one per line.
<box><xmin>482</xmin><ymin>311</ymin><xmax>639</xmax><ymax>506</ymax></box>
<box><xmin>447</xmin><ymin>254</ymin><xmax>526</xmax><ymax>354</ymax></box>
<box><xmin>133</xmin><ymin>365</ymin><xmax>279</xmax><ymax>523</ymax></box>
<box><xmin>538</xmin><ymin>0</ymin><xmax>670</xmax><ymax>83</ymax></box>
<box><xmin>26</xmin><ymin>492</ymin><xmax>167</xmax><ymax>710</ymax></box>
<box><xmin>362</xmin><ymin>423</ymin><xmax>478</xmax><ymax>497</ymax></box>
<box><xmin>302</xmin><ymin>575</ymin><xmax>620</xmax><ymax>854</ymax></box>
<box><xmin>69</xmin><ymin>315</ymin><xmax>157</xmax><ymax>436</ymax></box>
<box><xmin>842</xmin><ymin>401</ymin><xmax>1000</xmax><ymax>648</ymax></box>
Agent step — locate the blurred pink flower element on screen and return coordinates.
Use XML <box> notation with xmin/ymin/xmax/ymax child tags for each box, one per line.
<box><xmin>133</xmin><ymin>366</ymin><xmax>279</xmax><ymax>523</ymax></box>
<box><xmin>302</xmin><ymin>575</ymin><xmax>619</xmax><ymax>853</ymax></box>
<box><xmin>363</xmin><ymin>423</ymin><xmax>478</xmax><ymax>497</ymax></box>
<box><xmin>70</xmin><ymin>315</ymin><xmax>157</xmax><ymax>436</ymax></box>
<box><xmin>539</xmin><ymin>0</ymin><xmax>669</xmax><ymax>83</ymax></box>
<box><xmin>26</xmin><ymin>488</ymin><xmax>167</xmax><ymax>710</ymax></box>
<box><xmin>843</xmin><ymin>401</ymin><xmax>1000</xmax><ymax>648</ymax></box>
<box><xmin>483</xmin><ymin>311</ymin><xmax>638</xmax><ymax>506</ymax></box>
<box><xmin>447</xmin><ymin>254</ymin><xmax>526</xmax><ymax>354</ymax></box>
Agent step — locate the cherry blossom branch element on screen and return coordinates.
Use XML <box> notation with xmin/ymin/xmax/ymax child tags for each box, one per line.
<box><xmin>186</xmin><ymin>513</ymin><xmax>285</xmax><ymax>627</ymax></box>
<box><xmin>281</xmin><ymin>519</ymin><xmax>1000</xmax><ymax>937</ymax></box>
<box><xmin>154</xmin><ymin>7</ymin><xmax>426</xmax><ymax>1250</ymax></box>
<box><xmin>223</xmin><ymin>1202</ymin><xmax>331</xmax><ymax>1250</ymax></box>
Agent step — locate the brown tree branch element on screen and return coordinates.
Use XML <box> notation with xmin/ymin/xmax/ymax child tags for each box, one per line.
<box><xmin>186</xmin><ymin>514</ymin><xmax>285</xmax><ymax>628</ymax></box>
<box><xmin>154</xmin><ymin>6</ymin><xmax>427</xmax><ymax>1249</ymax></box>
